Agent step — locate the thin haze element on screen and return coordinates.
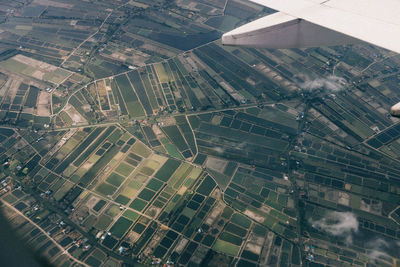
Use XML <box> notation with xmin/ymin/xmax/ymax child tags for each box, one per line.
<box><xmin>300</xmin><ymin>75</ymin><xmax>347</xmax><ymax>92</ymax></box>
<box><xmin>311</xmin><ymin>211</ymin><xmax>400</xmax><ymax>261</ymax></box>
<box><xmin>310</xmin><ymin>211</ymin><xmax>358</xmax><ymax>242</ymax></box>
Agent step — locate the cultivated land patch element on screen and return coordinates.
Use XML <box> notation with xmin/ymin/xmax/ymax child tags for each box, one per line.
<box><xmin>205</xmin><ymin>156</ymin><xmax>228</xmax><ymax>172</ymax></box>
<box><xmin>2</xmin><ymin>2</ymin><xmax>400</xmax><ymax>266</ymax></box>
<box><xmin>0</xmin><ymin>55</ymin><xmax>71</xmax><ymax>85</ymax></box>
<box><xmin>36</xmin><ymin>91</ymin><xmax>51</xmax><ymax>116</ymax></box>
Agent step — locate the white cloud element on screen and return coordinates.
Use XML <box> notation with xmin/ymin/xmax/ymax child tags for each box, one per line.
<box><xmin>368</xmin><ymin>250</ymin><xmax>388</xmax><ymax>261</ymax></box>
<box><xmin>236</xmin><ymin>142</ymin><xmax>247</xmax><ymax>150</ymax></box>
<box><xmin>366</xmin><ymin>238</ymin><xmax>389</xmax><ymax>260</ymax></box>
<box><xmin>300</xmin><ymin>75</ymin><xmax>347</xmax><ymax>92</ymax></box>
<box><xmin>213</xmin><ymin>146</ymin><xmax>224</xmax><ymax>154</ymax></box>
<box><xmin>366</xmin><ymin>238</ymin><xmax>399</xmax><ymax>262</ymax></box>
<box><xmin>310</xmin><ymin>211</ymin><xmax>358</xmax><ymax>242</ymax></box>
<box><xmin>312</xmin><ymin>213</ymin><xmax>400</xmax><ymax>261</ymax></box>
<box><xmin>367</xmin><ymin>238</ymin><xmax>389</xmax><ymax>248</ymax></box>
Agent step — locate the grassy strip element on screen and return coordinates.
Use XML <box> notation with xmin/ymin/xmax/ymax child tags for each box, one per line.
<box><xmin>74</xmin><ymin>126</ymin><xmax>115</xmax><ymax>166</ymax></box>
<box><xmin>79</xmin><ymin>145</ymin><xmax>119</xmax><ymax>186</ymax></box>
<box><xmin>54</xmin><ymin>128</ymin><xmax>103</xmax><ymax>173</ymax></box>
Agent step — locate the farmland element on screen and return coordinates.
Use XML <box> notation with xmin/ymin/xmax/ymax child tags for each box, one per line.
<box><xmin>0</xmin><ymin>0</ymin><xmax>399</xmax><ymax>266</ymax></box>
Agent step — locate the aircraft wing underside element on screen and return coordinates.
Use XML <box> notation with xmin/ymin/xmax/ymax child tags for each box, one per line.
<box><xmin>222</xmin><ymin>0</ymin><xmax>400</xmax><ymax>54</ymax></box>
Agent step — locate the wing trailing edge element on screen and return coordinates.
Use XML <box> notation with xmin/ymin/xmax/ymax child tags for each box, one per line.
<box><xmin>224</xmin><ymin>0</ymin><xmax>400</xmax><ymax>53</ymax></box>
<box><xmin>222</xmin><ymin>12</ymin><xmax>359</xmax><ymax>49</ymax></box>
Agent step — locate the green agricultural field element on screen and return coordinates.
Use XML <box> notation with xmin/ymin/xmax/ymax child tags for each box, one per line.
<box><xmin>94</xmin><ymin>215</ymin><xmax>113</xmax><ymax>230</ymax></box>
<box><xmin>106</xmin><ymin>172</ymin><xmax>125</xmax><ymax>187</ymax></box>
<box><xmin>132</xmin><ymin>142</ymin><xmax>151</xmax><ymax>158</ymax></box>
<box><xmin>164</xmin><ymin>143</ymin><xmax>183</xmax><ymax>159</ymax></box>
<box><xmin>258</xmin><ymin>107</ymin><xmax>298</xmax><ymax>129</ymax></box>
<box><xmin>196</xmin><ymin>175</ymin><xmax>216</xmax><ymax>196</ymax></box>
<box><xmin>181</xmin><ymin>207</ymin><xmax>196</xmax><ymax>219</ymax></box>
<box><xmin>96</xmin><ymin>183</ymin><xmax>117</xmax><ymax>196</ymax></box>
<box><xmin>198</xmin><ymin>123</ymin><xmax>288</xmax><ymax>152</ymax></box>
<box><xmin>83</xmin><ymin>215</ymin><xmax>96</xmax><ymax>228</ymax></box>
<box><xmin>93</xmin><ymin>200</ymin><xmax>107</xmax><ymax>212</ymax></box>
<box><xmin>115</xmin><ymin>75</ymin><xmax>145</xmax><ymax>117</ymax></box>
<box><xmin>130</xmin><ymin>198</ymin><xmax>148</xmax><ymax>211</ymax></box>
<box><xmin>219</xmin><ymin>232</ymin><xmax>243</xmax><ymax>246</ymax></box>
<box><xmin>128</xmin><ymin>180</ymin><xmax>143</xmax><ymax>191</ymax></box>
<box><xmin>162</xmin><ymin>125</ymin><xmax>189</xmax><ymax>152</ymax></box>
<box><xmin>105</xmin><ymin>205</ymin><xmax>121</xmax><ymax>217</ymax></box>
<box><xmin>0</xmin><ymin>55</ymin><xmax>71</xmax><ymax>85</ymax></box>
<box><xmin>115</xmin><ymin>195</ymin><xmax>130</xmax><ymax>205</ymax></box>
<box><xmin>1</xmin><ymin>3</ymin><xmax>398</xmax><ymax>266</ymax></box>
<box><xmin>109</xmin><ymin>217</ymin><xmax>133</xmax><ymax>238</ymax></box>
<box><xmin>213</xmin><ymin>239</ymin><xmax>240</xmax><ymax>256</ymax></box>
<box><xmin>80</xmin><ymin>146</ymin><xmax>120</xmax><ymax>186</ymax></box>
<box><xmin>115</xmin><ymin>162</ymin><xmax>134</xmax><ymax>176</ymax></box>
<box><xmin>140</xmin><ymin>166</ymin><xmax>155</xmax><ymax>176</ymax></box>
<box><xmin>146</xmin><ymin>178</ymin><xmax>164</xmax><ymax>191</ymax></box>
<box><xmin>144</xmin><ymin>159</ymin><xmax>159</xmax><ymax>169</ymax></box>
<box><xmin>208</xmin><ymin>169</ymin><xmax>230</xmax><ymax>189</ymax></box>
<box><xmin>74</xmin><ymin>127</ymin><xmax>116</xmax><ymax>167</ymax></box>
<box><xmin>53</xmin><ymin>181</ymin><xmax>74</xmax><ymax>201</ymax></box>
<box><xmin>154</xmin><ymin>158</ymin><xmax>181</xmax><ymax>182</ymax></box>
<box><xmin>205</xmin><ymin>12</ymin><xmax>236</xmax><ymax>27</ymax></box>
<box><xmin>154</xmin><ymin>63</ymin><xmax>168</xmax><ymax>83</ymax></box>
<box><xmin>123</xmin><ymin>210</ymin><xmax>140</xmax><ymax>221</ymax></box>
<box><xmin>225</xmin><ymin>223</ymin><xmax>247</xmax><ymax>237</ymax></box>
<box><xmin>231</xmin><ymin>213</ymin><xmax>251</xmax><ymax>228</ymax></box>
<box><xmin>160</xmin><ymin>199</ymin><xmax>174</xmax><ymax>214</ymax></box>
<box><xmin>138</xmin><ymin>188</ymin><xmax>155</xmax><ymax>201</ymax></box>
<box><xmin>169</xmin><ymin>163</ymin><xmax>193</xmax><ymax>189</ymax></box>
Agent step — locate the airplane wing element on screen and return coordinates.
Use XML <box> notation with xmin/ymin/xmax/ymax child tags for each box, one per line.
<box><xmin>222</xmin><ymin>0</ymin><xmax>400</xmax><ymax>54</ymax></box>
